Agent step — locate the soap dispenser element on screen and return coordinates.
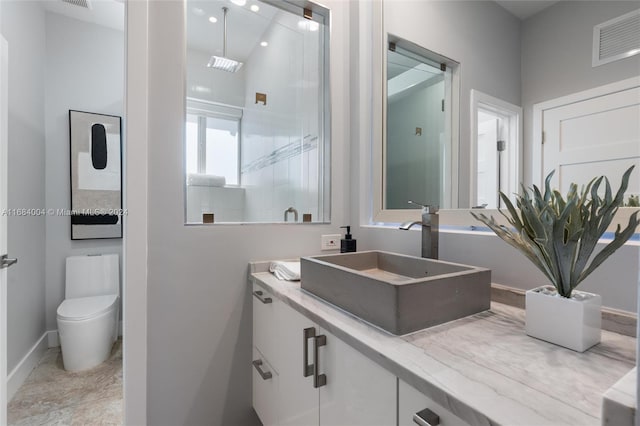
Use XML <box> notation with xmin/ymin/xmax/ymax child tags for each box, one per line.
<box><xmin>340</xmin><ymin>226</ymin><xmax>357</xmax><ymax>253</ymax></box>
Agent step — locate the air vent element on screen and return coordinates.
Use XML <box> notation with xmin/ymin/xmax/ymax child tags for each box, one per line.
<box><xmin>61</xmin><ymin>0</ymin><xmax>92</xmax><ymax>9</ymax></box>
<box><xmin>593</xmin><ymin>9</ymin><xmax>640</xmax><ymax>67</ymax></box>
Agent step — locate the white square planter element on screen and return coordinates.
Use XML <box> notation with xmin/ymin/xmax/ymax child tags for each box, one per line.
<box><xmin>525</xmin><ymin>286</ymin><xmax>601</xmax><ymax>352</ymax></box>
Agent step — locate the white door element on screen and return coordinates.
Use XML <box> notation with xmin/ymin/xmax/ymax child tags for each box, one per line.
<box><xmin>0</xmin><ymin>35</ymin><xmax>10</xmax><ymax>425</ymax></box>
<box><xmin>542</xmin><ymin>86</ymin><xmax>640</xmax><ymax>194</ymax></box>
<box><xmin>476</xmin><ymin>117</ymin><xmax>499</xmax><ymax>208</ymax></box>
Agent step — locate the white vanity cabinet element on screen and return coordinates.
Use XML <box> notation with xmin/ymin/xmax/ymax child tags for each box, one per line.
<box><xmin>252</xmin><ymin>283</ymin><xmax>397</xmax><ymax>426</ymax></box>
<box><xmin>398</xmin><ymin>379</ymin><xmax>470</xmax><ymax>426</ymax></box>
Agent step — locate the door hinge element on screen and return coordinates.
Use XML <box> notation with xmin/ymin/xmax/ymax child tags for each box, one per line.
<box><xmin>497</xmin><ymin>140</ymin><xmax>506</xmax><ymax>152</ymax></box>
<box><xmin>441</xmin><ymin>99</ymin><xmax>445</xmax><ymax>112</ymax></box>
<box><xmin>541</xmin><ymin>131</ymin><xmax>545</xmax><ymax>144</ymax></box>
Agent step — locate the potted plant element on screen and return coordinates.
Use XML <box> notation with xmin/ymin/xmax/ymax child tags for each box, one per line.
<box><xmin>471</xmin><ymin>166</ymin><xmax>639</xmax><ymax>352</ymax></box>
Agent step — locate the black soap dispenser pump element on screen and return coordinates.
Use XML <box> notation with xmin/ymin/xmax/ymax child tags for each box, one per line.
<box><xmin>340</xmin><ymin>226</ymin><xmax>357</xmax><ymax>253</ymax></box>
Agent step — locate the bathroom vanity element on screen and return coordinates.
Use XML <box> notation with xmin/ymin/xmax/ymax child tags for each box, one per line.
<box><xmin>250</xmin><ymin>260</ymin><xmax>636</xmax><ymax>426</ymax></box>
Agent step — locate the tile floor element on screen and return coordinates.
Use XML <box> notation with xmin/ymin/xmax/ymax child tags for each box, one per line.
<box><xmin>8</xmin><ymin>339</ymin><xmax>123</xmax><ymax>426</ymax></box>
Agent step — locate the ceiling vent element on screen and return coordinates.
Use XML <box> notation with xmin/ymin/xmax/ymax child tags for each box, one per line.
<box><xmin>61</xmin><ymin>0</ymin><xmax>92</xmax><ymax>9</ymax></box>
<box><xmin>593</xmin><ymin>9</ymin><xmax>640</xmax><ymax>67</ymax></box>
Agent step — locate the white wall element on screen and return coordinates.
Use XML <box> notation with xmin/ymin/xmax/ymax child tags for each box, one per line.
<box><xmin>2</xmin><ymin>0</ymin><xmax>47</xmax><ymax>373</ymax></box>
<box><xmin>383</xmin><ymin>0</ymin><xmax>521</xmax><ymax>206</ymax></box>
<box><xmin>521</xmin><ymin>1</ymin><xmax>640</xmax><ymax>187</ymax></box>
<box><xmin>135</xmin><ymin>0</ymin><xmax>349</xmax><ymax>424</ymax></box>
<box><xmin>44</xmin><ymin>13</ymin><xmax>124</xmax><ymax>331</ymax></box>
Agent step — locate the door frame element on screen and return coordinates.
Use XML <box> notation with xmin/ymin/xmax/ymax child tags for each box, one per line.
<box><xmin>532</xmin><ymin>76</ymin><xmax>640</xmax><ymax>187</ymax></box>
<box><xmin>0</xmin><ymin>33</ymin><xmax>8</xmax><ymax>426</ymax></box>
<box><xmin>469</xmin><ymin>89</ymin><xmax>522</xmax><ymax>208</ymax></box>
<box><xmin>123</xmin><ymin>0</ymin><xmax>149</xmax><ymax>424</ymax></box>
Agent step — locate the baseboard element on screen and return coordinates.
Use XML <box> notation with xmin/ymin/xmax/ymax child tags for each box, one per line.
<box><xmin>7</xmin><ymin>331</ymin><xmax>49</xmax><ymax>401</ymax></box>
<box><xmin>491</xmin><ymin>283</ymin><xmax>637</xmax><ymax>337</ymax></box>
<box><xmin>47</xmin><ymin>329</ymin><xmax>60</xmax><ymax>348</ymax></box>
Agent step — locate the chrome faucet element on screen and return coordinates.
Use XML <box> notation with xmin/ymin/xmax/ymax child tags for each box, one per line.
<box><xmin>399</xmin><ymin>201</ymin><xmax>439</xmax><ymax>259</ymax></box>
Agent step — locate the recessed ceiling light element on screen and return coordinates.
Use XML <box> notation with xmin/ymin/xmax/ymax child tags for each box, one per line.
<box><xmin>192</xmin><ymin>7</ymin><xmax>205</xmax><ymax>16</ymax></box>
<box><xmin>208</xmin><ymin>16</ymin><xmax>218</xmax><ymax>23</ymax></box>
<box><xmin>230</xmin><ymin>0</ymin><xmax>247</xmax><ymax>6</ymax></box>
<box><xmin>260</xmin><ymin>41</ymin><xmax>268</xmax><ymax>47</ymax></box>
<box><xmin>250</xmin><ymin>4</ymin><xmax>259</xmax><ymax>12</ymax></box>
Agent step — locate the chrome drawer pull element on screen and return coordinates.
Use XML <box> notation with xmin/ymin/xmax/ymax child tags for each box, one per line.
<box><xmin>252</xmin><ymin>290</ymin><xmax>272</xmax><ymax>304</ymax></box>
<box><xmin>313</xmin><ymin>334</ymin><xmax>327</xmax><ymax>388</ymax></box>
<box><xmin>252</xmin><ymin>359</ymin><xmax>273</xmax><ymax>380</ymax></box>
<box><xmin>303</xmin><ymin>327</ymin><xmax>315</xmax><ymax>377</ymax></box>
<box><xmin>413</xmin><ymin>408</ymin><xmax>440</xmax><ymax>426</ymax></box>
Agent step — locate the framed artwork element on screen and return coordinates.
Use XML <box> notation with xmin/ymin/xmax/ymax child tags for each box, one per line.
<box><xmin>69</xmin><ymin>110</ymin><xmax>122</xmax><ymax>240</ymax></box>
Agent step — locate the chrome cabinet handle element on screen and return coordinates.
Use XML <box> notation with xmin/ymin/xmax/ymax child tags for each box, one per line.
<box><xmin>252</xmin><ymin>359</ymin><xmax>273</xmax><ymax>380</ymax></box>
<box><xmin>303</xmin><ymin>327</ymin><xmax>315</xmax><ymax>377</ymax></box>
<box><xmin>252</xmin><ymin>290</ymin><xmax>272</xmax><ymax>304</ymax></box>
<box><xmin>0</xmin><ymin>254</ymin><xmax>17</xmax><ymax>269</ymax></box>
<box><xmin>413</xmin><ymin>408</ymin><xmax>440</xmax><ymax>426</ymax></box>
<box><xmin>313</xmin><ymin>334</ymin><xmax>327</xmax><ymax>388</ymax></box>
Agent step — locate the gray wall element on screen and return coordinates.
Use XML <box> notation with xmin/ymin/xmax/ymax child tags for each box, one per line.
<box><xmin>521</xmin><ymin>1</ymin><xmax>640</xmax><ymax>185</ymax></box>
<box><xmin>351</xmin><ymin>0</ymin><xmax>639</xmax><ymax>314</ymax></box>
<box><xmin>144</xmin><ymin>0</ymin><xmax>350</xmax><ymax>424</ymax></box>
<box><xmin>384</xmin><ymin>0</ymin><xmax>522</xmax><ymax>206</ymax></box>
<box><xmin>44</xmin><ymin>12</ymin><xmax>124</xmax><ymax>331</ymax></box>
<box><xmin>2</xmin><ymin>0</ymin><xmax>47</xmax><ymax>373</ymax></box>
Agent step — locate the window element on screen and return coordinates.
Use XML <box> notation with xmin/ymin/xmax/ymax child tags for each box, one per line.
<box><xmin>185</xmin><ymin>101</ymin><xmax>242</xmax><ymax>185</ymax></box>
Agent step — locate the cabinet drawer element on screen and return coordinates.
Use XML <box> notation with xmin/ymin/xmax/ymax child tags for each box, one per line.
<box><xmin>252</xmin><ymin>347</ymin><xmax>279</xmax><ymax>426</ymax></box>
<box><xmin>398</xmin><ymin>379</ymin><xmax>470</xmax><ymax>426</ymax></box>
<box><xmin>252</xmin><ymin>282</ymin><xmax>278</xmax><ymax>365</ymax></box>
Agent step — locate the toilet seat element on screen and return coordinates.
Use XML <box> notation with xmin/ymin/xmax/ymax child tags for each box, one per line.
<box><xmin>57</xmin><ymin>294</ymin><xmax>118</xmax><ymax>321</ymax></box>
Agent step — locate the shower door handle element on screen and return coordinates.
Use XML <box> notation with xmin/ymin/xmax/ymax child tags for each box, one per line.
<box><xmin>0</xmin><ymin>254</ymin><xmax>17</xmax><ymax>269</ymax></box>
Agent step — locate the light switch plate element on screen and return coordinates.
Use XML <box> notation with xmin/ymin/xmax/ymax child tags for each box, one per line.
<box><xmin>321</xmin><ymin>234</ymin><xmax>341</xmax><ymax>251</ymax></box>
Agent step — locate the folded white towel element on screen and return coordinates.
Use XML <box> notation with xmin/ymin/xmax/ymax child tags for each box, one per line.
<box><xmin>269</xmin><ymin>261</ymin><xmax>301</xmax><ymax>281</ymax></box>
<box><xmin>187</xmin><ymin>173</ymin><xmax>226</xmax><ymax>187</ymax></box>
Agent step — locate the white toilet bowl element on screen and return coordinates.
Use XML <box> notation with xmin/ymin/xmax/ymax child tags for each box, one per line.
<box><xmin>57</xmin><ymin>295</ymin><xmax>119</xmax><ymax>371</ymax></box>
<box><xmin>57</xmin><ymin>254</ymin><xmax>120</xmax><ymax>372</ymax></box>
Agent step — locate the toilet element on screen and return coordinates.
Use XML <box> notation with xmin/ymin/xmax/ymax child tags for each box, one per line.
<box><xmin>57</xmin><ymin>254</ymin><xmax>120</xmax><ymax>372</ymax></box>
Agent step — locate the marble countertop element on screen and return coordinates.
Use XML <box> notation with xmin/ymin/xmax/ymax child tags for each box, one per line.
<box><xmin>250</xmin><ymin>262</ymin><xmax>637</xmax><ymax>426</ymax></box>
<box><xmin>602</xmin><ymin>368</ymin><xmax>636</xmax><ymax>425</ymax></box>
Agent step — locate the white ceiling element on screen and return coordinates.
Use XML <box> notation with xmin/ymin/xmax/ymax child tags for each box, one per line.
<box><xmin>494</xmin><ymin>1</ymin><xmax>559</xmax><ymax>20</ymax></box>
<box><xmin>187</xmin><ymin>0</ymin><xmax>281</xmax><ymax>61</ymax></box>
<box><xmin>43</xmin><ymin>0</ymin><xmax>124</xmax><ymax>31</ymax></box>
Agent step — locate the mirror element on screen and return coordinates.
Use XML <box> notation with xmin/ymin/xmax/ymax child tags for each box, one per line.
<box><xmin>185</xmin><ymin>0</ymin><xmax>330</xmax><ymax>224</ymax></box>
<box><xmin>384</xmin><ymin>37</ymin><xmax>458</xmax><ymax>211</ymax></box>
<box><xmin>374</xmin><ymin>0</ymin><xmax>640</xmax><ymax>221</ymax></box>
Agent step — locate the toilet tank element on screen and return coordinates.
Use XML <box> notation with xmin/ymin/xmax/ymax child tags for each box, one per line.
<box><xmin>65</xmin><ymin>254</ymin><xmax>119</xmax><ymax>299</ymax></box>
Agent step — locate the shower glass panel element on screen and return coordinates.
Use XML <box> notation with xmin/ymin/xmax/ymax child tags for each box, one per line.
<box><xmin>185</xmin><ymin>0</ymin><xmax>329</xmax><ymax>224</ymax></box>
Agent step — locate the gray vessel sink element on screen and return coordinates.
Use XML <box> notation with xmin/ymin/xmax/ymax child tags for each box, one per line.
<box><xmin>300</xmin><ymin>251</ymin><xmax>491</xmax><ymax>335</ymax></box>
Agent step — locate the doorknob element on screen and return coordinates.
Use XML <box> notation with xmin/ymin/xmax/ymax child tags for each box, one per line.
<box><xmin>1</xmin><ymin>254</ymin><xmax>17</xmax><ymax>269</ymax></box>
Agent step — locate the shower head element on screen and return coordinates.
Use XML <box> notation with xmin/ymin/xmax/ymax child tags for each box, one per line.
<box><xmin>207</xmin><ymin>7</ymin><xmax>244</xmax><ymax>73</ymax></box>
<box><xmin>207</xmin><ymin>55</ymin><xmax>243</xmax><ymax>73</ymax></box>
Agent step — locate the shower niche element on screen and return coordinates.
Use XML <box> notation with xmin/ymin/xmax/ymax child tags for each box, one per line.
<box><xmin>184</xmin><ymin>0</ymin><xmax>330</xmax><ymax>224</ymax></box>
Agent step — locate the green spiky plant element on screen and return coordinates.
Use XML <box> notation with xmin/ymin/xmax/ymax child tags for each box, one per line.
<box><xmin>471</xmin><ymin>166</ymin><xmax>639</xmax><ymax>298</ymax></box>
